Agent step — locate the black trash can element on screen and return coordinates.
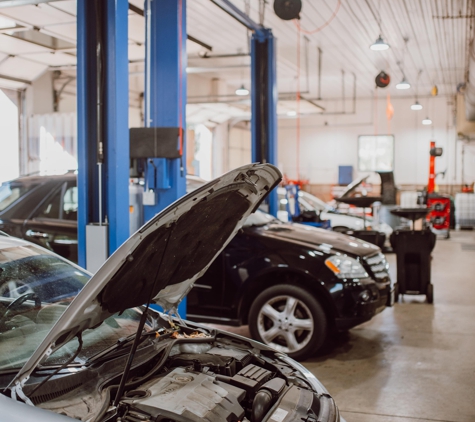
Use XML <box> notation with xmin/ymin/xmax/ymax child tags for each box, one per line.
<box><xmin>389</xmin><ymin>228</ymin><xmax>436</xmax><ymax>303</ymax></box>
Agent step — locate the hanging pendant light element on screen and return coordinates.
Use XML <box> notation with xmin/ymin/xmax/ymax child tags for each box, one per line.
<box><xmin>422</xmin><ymin>117</ymin><xmax>432</xmax><ymax>125</ymax></box>
<box><xmin>235</xmin><ymin>85</ymin><xmax>249</xmax><ymax>96</ymax></box>
<box><xmin>396</xmin><ymin>77</ymin><xmax>411</xmax><ymax>90</ymax></box>
<box><xmin>411</xmin><ymin>101</ymin><xmax>423</xmax><ymax>110</ymax></box>
<box><xmin>370</xmin><ymin>35</ymin><xmax>390</xmax><ymax>51</ymax></box>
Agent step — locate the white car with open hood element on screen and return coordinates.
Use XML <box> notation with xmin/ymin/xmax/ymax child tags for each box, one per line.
<box><xmin>0</xmin><ymin>164</ymin><xmax>343</xmax><ymax>422</ymax></box>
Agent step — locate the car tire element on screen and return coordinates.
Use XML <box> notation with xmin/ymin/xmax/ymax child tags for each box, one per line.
<box><xmin>426</xmin><ymin>283</ymin><xmax>434</xmax><ymax>304</ymax></box>
<box><xmin>249</xmin><ymin>284</ymin><xmax>327</xmax><ymax>361</ymax></box>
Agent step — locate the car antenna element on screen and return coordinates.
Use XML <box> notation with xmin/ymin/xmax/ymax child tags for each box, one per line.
<box><xmin>113</xmin><ymin>223</ymin><xmax>175</xmax><ymax>407</ymax></box>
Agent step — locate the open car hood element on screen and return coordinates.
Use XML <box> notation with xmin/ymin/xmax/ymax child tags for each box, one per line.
<box><xmin>338</xmin><ymin>175</ymin><xmax>369</xmax><ymax>198</ymax></box>
<box><xmin>12</xmin><ymin>163</ymin><xmax>281</xmax><ymax>391</ymax></box>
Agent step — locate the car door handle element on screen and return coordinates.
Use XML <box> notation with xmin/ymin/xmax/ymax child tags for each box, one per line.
<box><xmin>25</xmin><ymin>230</ymin><xmax>49</xmax><ymax>239</ymax></box>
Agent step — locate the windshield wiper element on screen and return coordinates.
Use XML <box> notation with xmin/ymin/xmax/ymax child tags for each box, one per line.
<box><xmin>87</xmin><ymin>330</ymin><xmax>157</xmax><ymax>363</ymax></box>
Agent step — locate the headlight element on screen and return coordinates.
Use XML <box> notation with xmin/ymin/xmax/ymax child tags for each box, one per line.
<box><xmin>278</xmin><ymin>355</ymin><xmax>341</xmax><ymax>422</ymax></box>
<box><xmin>325</xmin><ymin>255</ymin><xmax>368</xmax><ymax>279</ymax></box>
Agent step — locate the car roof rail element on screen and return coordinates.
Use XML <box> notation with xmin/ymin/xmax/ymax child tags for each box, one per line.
<box><xmin>0</xmin><ymin>230</ymin><xmax>10</xmax><ymax>237</ymax></box>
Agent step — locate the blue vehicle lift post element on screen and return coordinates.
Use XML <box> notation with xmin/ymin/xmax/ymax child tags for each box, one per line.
<box><xmin>77</xmin><ymin>0</ymin><xmax>130</xmax><ymax>269</ymax></box>
<box><xmin>251</xmin><ymin>29</ymin><xmax>278</xmax><ymax>217</ymax></box>
<box><xmin>143</xmin><ymin>0</ymin><xmax>187</xmax><ymax>316</ymax></box>
<box><xmin>211</xmin><ymin>0</ymin><xmax>278</xmax><ymax>216</ymax></box>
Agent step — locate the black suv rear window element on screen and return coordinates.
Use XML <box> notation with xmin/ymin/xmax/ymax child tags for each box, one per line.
<box><xmin>0</xmin><ymin>183</ymin><xmax>38</xmax><ymax>211</ymax></box>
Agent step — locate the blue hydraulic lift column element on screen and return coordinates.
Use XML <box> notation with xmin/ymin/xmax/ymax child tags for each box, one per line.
<box><xmin>251</xmin><ymin>29</ymin><xmax>278</xmax><ymax>217</ymax></box>
<box><xmin>143</xmin><ymin>0</ymin><xmax>187</xmax><ymax>316</ymax></box>
<box><xmin>211</xmin><ymin>0</ymin><xmax>278</xmax><ymax>216</ymax></box>
<box><xmin>77</xmin><ymin>0</ymin><xmax>130</xmax><ymax>268</ymax></box>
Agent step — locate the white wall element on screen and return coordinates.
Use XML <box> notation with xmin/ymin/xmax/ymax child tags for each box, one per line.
<box><xmin>25</xmin><ymin>71</ymin><xmax>54</xmax><ymax>115</ymax></box>
<box><xmin>228</xmin><ymin>126</ymin><xmax>252</xmax><ymax>171</ymax></box>
<box><xmin>277</xmin><ymin>95</ymin><xmax>462</xmax><ymax>187</ymax></box>
<box><xmin>212</xmin><ymin>122</ymin><xmax>228</xmax><ymax>178</ymax></box>
<box><xmin>0</xmin><ymin>89</ymin><xmax>19</xmax><ymax>183</ymax></box>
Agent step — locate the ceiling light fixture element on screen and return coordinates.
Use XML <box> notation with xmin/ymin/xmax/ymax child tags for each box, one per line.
<box><xmin>370</xmin><ymin>35</ymin><xmax>390</xmax><ymax>51</ymax></box>
<box><xmin>396</xmin><ymin>77</ymin><xmax>411</xmax><ymax>90</ymax></box>
<box><xmin>235</xmin><ymin>85</ymin><xmax>249</xmax><ymax>96</ymax></box>
<box><xmin>411</xmin><ymin>101</ymin><xmax>423</xmax><ymax>110</ymax></box>
<box><xmin>422</xmin><ymin>117</ymin><xmax>432</xmax><ymax>125</ymax></box>
<box><xmin>287</xmin><ymin>111</ymin><xmax>297</xmax><ymax>116</ymax></box>
<box><xmin>411</xmin><ymin>70</ymin><xmax>423</xmax><ymax>111</ymax></box>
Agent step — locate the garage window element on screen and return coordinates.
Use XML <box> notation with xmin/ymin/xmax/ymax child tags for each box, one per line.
<box><xmin>358</xmin><ymin>135</ymin><xmax>394</xmax><ymax>172</ymax></box>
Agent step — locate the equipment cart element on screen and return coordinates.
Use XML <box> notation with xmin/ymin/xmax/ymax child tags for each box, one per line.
<box><xmin>389</xmin><ymin>207</ymin><xmax>437</xmax><ymax>303</ymax></box>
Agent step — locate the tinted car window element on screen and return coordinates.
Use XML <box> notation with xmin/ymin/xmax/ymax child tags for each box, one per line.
<box><xmin>0</xmin><ymin>183</ymin><xmax>38</xmax><ymax>212</ymax></box>
<box><xmin>63</xmin><ymin>185</ymin><xmax>78</xmax><ymax>221</ymax></box>
<box><xmin>35</xmin><ymin>189</ymin><xmax>62</xmax><ymax>219</ymax></box>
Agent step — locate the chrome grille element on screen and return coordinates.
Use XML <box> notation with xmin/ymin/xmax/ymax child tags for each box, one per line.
<box><xmin>364</xmin><ymin>253</ymin><xmax>390</xmax><ymax>280</ymax></box>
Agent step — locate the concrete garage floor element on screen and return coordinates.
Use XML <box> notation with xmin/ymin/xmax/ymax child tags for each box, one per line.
<box><xmin>214</xmin><ymin>231</ymin><xmax>475</xmax><ymax>422</ymax></box>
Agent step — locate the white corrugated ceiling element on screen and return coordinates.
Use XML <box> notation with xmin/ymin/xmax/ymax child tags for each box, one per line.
<box><xmin>0</xmin><ymin>0</ymin><xmax>472</xmax><ymax>115</ymax></box>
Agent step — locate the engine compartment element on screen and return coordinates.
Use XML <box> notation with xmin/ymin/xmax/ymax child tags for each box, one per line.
<box><xmin>31</xmin><ymin>325</ymin><xmax>326</xmax><ymax>422</ymax></box>
<box><xmin>120</xmin><ymin>367</ymin><xmax>246</xmax><ymax>422</ymax></box>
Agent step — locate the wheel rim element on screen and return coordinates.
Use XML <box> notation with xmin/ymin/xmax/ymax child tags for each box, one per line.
<box><xmin>257</xmin><ymin>295</ymin><xmax>314</xmax><ymax>354</ymax></box>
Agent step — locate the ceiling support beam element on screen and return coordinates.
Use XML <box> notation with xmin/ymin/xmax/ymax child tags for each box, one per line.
<box><xmin>0</xmin><ymin>74</ymin><xmax>31</xmax><ymax>85</ymax></box>
<box><xmin>0</xmin><ymin>0</ymin><xmax>61</xmax><ymax>7</ymax></box>
<box><xmin>128</xmin><ymin>3</ymin><xmax>212</xmax><ymax>51</ymax></box>
<box><xmin>210</xmin><ymin>0</ymin><xmax>265</xmax><ymax>40</ymax></box>
<box><xmin>77</xmin><ymin>0</ymin><xmax>130</xmax><ymax>269</ymax></box>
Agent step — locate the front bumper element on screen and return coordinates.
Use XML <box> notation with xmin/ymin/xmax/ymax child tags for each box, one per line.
<box><xmin>334</xmin><ymin>277</ymin><xmax>392</xmax><ymax>331</ymax></box>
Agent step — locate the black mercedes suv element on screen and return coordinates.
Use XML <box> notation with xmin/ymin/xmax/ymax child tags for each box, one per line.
<box><xmin>0</xmin><ymin>173</ymin><xmax>394</xmax><ymax>360</ymax></box>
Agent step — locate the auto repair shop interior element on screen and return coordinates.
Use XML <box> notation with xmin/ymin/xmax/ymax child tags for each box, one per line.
<box><xmin>0</xmin><ymin>0</ymin><xmax>474</xmax><ymax>421</ymax></box>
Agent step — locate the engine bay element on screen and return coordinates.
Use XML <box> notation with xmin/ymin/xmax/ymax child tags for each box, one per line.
<box><xmin>29</xmin><ymin>322</ymin><xmax>325</xmax><ymax>422</ymax></box>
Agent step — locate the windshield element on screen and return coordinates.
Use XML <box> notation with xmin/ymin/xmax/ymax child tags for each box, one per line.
<box><xmin>0</xmin><ymin>244</ymin><xmax>89</xmax><ymax>370</ymax></box>
<box><xmin>0</xmin><ymin>182</ymin><xmax>38</xmax><ymax>212</ymax></box>
<box><xmin>0</xmin><ymin>243</ymin><xmax>149</xmax><ymax>371</ymax></box>
<box><xmin>298</xmin><ymin>192</ymin><xmax>333</xmax><ymax>212</ymax></box>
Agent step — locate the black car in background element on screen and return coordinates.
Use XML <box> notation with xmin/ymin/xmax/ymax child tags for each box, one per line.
<box><xmin>0</xmin><ymin>173</ymin><xmax>393</xmax><ymax>360</ymax></box>
<box><xmin>0</xmin><ymin>173</ymin><xmax>78</xmax><ymax>262</ymax></box>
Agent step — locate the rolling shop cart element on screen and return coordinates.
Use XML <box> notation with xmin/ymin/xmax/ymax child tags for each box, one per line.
<box><xmin>389</xmin><ymin>207</ymin><xmax>437</xmax><ymax>303</ymax></box>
